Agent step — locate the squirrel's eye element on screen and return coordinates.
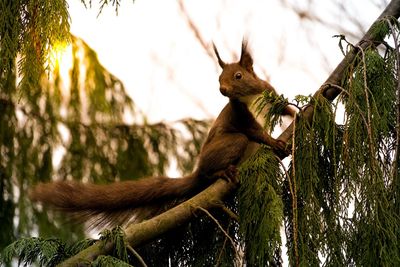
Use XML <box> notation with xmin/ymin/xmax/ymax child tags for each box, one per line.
<box><xmin>234</xmin><ymin>72</ymin><xmax>242</xmax><ymax>80</ymax></box>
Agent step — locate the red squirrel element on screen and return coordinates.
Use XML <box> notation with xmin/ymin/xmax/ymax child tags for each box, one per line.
<box><xmin>30</xmin><ymin>42</ymin><xmax>295</xmax><ymax>228</ymax></box>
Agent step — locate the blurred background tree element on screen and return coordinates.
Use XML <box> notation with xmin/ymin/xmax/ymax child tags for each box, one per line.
<box><xmin>0</xmin><ymin>0</ymin><xmax>208</xmax><ymax>251</ymax></box>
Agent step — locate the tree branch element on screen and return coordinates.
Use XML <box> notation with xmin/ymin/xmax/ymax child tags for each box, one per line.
<box><xmin>278</xmin><ymin>0</ymin><xmax>400</xmax><ymax>143</ymax></box>
<box><xmin>57</xmin><ymin>179</ymin><xmax>237</xmax><ymax>266</ymax></box>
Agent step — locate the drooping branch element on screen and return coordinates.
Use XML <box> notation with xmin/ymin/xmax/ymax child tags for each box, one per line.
<box><xmin>57</xmin><ymin>179</ymin><xmax>237</xmax><ymax>266</ymax></box>
<box><xmin>279</xmin><ymin>0</ymin><xmax>400</xmax><ymax>143</ymax></box>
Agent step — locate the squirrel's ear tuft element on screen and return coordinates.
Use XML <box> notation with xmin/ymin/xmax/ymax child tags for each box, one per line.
<box><xmin>213</xmin><ymin>43</ymin><xmax>226</xmax><ymax>69</ymax></box>
<box><xmin>239</xmin><ymin>40</ymin><xmax>253</xmax><ymax>72</ymax></box>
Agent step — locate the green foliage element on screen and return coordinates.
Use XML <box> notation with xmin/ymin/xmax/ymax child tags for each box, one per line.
<box><xmin>65</xmin><ymin>238</ymin><xmax>98</xmax><ymax>256</ymax></box>
<box><xmin>80</xmin><ymin>0</ymin><xmax>128</xmax><ymax>16</ymax></box>
<box><xmin>339</xmin><ymin>45</ymin><xmax>399</xmax><ymax>266</ymax></box>
<box><xmin>369</xmin><ymin>19</ymin><xmax>391</xmax><ymax>43</ymax></box>
<box><xmin>92</xmin><ymin>255</ymin><xmax>133</xmax><ymax>267</ymax></box>
<box><xmin>238</xmin><ymin>146</ymin><xmax>284</xmax><ymax>266</ymax></box>
<box><xmin>1</xmin><ymin>0</ymin><xmax>74</xmax><ymax>249</ymax></box>
<box><xmin>255</xmin><ymin>91</ymin><xmax>293</xmax><ymax>130</ymax></box>
<box><xmin>293</xmin><ymin>94</ymin><xmax>312</xmax><ymax>107</ymax></box>
<box><xmin>134</xmin><ymin>211</ymin><xmax>237</xmax><ymax>267</ymax></box>
<box><xmin>0</xmin><ymin>237</ymin><xmax>96</xmax><ymax>266</ymax></box>
<box><xmin>99</xmin><ymin>227</ymin><xmax>128</xmax><ymax>262</ymax></box>
<box><xmin>1</xmin><ymin>237</ymin><xmax>64</xmax><ymax>266</ymax></box>
<box><xmin>282</xmin><ymin>26</ymin><xmax>400</xmax><ymax>265</ymax></box>
<box><xmin>286</xmin><ymin>96</ymin><xmax>344</xmax><ymax>266</ymax></box>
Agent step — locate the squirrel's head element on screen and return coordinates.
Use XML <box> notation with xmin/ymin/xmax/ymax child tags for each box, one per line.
<box><xmin>214</xmin><ymin>41</ymin><xmax>267</xmax><ymax>104</ymax></box>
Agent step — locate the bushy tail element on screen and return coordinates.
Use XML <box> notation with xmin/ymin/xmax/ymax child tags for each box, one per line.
<box><xmin>30</xmin><ymin>174</ymin><xmax>203</xmax><ymax>229</ymax></box>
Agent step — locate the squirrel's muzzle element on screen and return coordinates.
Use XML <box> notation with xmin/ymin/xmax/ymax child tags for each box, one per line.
<box><xmin>220</xmin><ymin>86</ymin><xmax>228</xmax><ymax>96</ymax></box>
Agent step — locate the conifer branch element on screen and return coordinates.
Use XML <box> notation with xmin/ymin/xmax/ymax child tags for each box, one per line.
<box><xmin>329</xmin><ymin>84</ymin><xmax>370</xmax><ymax>130</ymax></box>
<box><xmin>287</xmin><ymin>115</ymin><xmax>299</xmax><ymax>267</ymax></box>
<box><xmin>278</xmin><ymin>0</ymin><xmax>400</xmax><ymax>143</ymax></box>
<box><xmin>387</xmin><ymin>18</ymin><xmax>400</xmax><ymax>178</ymax></box>
<box><xmin>356</xmin><ymin>44</ymin><xmax>377</xmax><ymax>159</ymax></box>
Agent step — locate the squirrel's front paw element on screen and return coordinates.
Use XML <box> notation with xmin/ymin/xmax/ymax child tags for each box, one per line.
<box><xmin>273</xmin><ymin>140</ymin><xmax>291</xmax><ymax>158</ymax></box>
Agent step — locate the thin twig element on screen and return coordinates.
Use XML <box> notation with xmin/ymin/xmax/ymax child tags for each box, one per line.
<box><xmin>290</xmin><ymin>113</ymin><xmax>299</xmax><ymax>267</ymax></box>
<box><xmin>126</xmin><ymin>244</ymin><xmax>148</xmax><ymax>267</ymax></box>
<box><xmin>323</xmin><ymin>83</ymin><xmax>370</xmax><ymax>129</ymax></box>
<box><xmin>214</xmin><ymin>202</ymin><xmax>239</xmax><ymax>221</ymax></box>
<box><xmin>356</xmin><ymin>45</ymin><xmax>382</xmax><ymax>180</ymax></box>
<box><xmin>276</xmin><ymin>113</ymin><xmax>300</xmax><ymax>267</ymax></box>
<box><xmin>177</xmin><ymin>0</ymin><xmax>215</xmax><ymax>61</ymax></box>
<box><xmin>215</xmin><ymin>225</ymin><xmax>229</xmax><ymax>267</ymax></box>
<box><xmin>195</xmin><ymin>206</ymin><xmax>237</xmax><ymax>252</ymax></box>
<box><xmin>356</xmin><ymin>45</ymin><xmax>377</xmax><ymax>156</ymax></box>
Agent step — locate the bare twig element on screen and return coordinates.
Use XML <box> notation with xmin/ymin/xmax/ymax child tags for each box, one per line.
<box><xmin>281</xmin><ymin>0</ymin><xmax>362</xmax><ymax>41</ymax></box>
<box><xmin>177</xmin><ymin>0</ymin><xmax>238</xmax><ymax>71</ymax></box>
<box><xmin>215</xmin><ymin>234</ymin><xmax>229</xmax><ymax>267</ymax></box>
<box><xmin>195</xmin><ymin>206</ymin><xmax>237</xmax><ymax>251</ymax></box>
<box><xmin>214</xmin><ymin>202</ymin><xmax>239</xmax><ymax>221</ymax></box>
<box><xmin>356</xmin><ymin>44</ymin><xmax>377</xmax><ymax>157</ymax></box>
<box><xmin>126</xmin><ymin>245</ymin><xmax>148</xmax><ymax>267</ymax></box>
<box><xmin>177</xmin><ymin>0</ymin><xmax>214</xmax><ymax>61</ymax></box>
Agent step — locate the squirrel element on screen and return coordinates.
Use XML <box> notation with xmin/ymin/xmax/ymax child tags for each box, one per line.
<box><xmin>29</xmin><ymin>41</ymin><xmax>295</xmax><ymax>229</ymax></box>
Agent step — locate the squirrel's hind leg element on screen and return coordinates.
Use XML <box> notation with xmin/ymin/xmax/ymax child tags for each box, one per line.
<box><xmin>212</xmin><ymin>165</ymin><xmax>239</xmax><ymax>184</ymax></box>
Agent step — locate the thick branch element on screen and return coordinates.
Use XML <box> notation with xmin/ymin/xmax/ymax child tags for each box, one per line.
<box><xmin>57</xmin><ymin>179</ymin><xmax>237</xmax><ymax>266</ymax></box>
<box><xmin>278</xmin><ymin>0</ymin><xmax>400</xmax><ymax>143</ymax></box>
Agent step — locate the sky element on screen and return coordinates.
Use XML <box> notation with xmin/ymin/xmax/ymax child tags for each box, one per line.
<box><xmin>65</xmin><ymin>0</ymin><xmax>379</xmax><ymax>124</ymax></box>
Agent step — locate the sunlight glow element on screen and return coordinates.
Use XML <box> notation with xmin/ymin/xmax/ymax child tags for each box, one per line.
<box><xmin>48</xmin><ymin>41</ymin><xmax>74</xmax><ymax>103</ymax></box>
<box><xmin>50</xmin><ymin>42</ymin><xmax>73</xmax><ymax>79</ymax></box>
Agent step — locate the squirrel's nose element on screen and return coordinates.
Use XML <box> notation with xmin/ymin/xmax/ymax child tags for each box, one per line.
<box><xmin>220</xmin><ymin>87</ymin><xmax>228</xmax><ymax>96</ymax></box>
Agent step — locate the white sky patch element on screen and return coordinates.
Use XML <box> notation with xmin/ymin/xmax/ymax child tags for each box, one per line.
<box><xmin>66</xmin><ymin>0</ymin><xmax>369</xmax><ymax>124</ymax></box>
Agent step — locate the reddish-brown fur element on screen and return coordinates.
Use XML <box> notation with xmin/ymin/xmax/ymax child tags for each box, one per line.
<box><xmin>30</xmin><ymin>41</ymin><xmax>293</xmax><ymax>229</ymax></box>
